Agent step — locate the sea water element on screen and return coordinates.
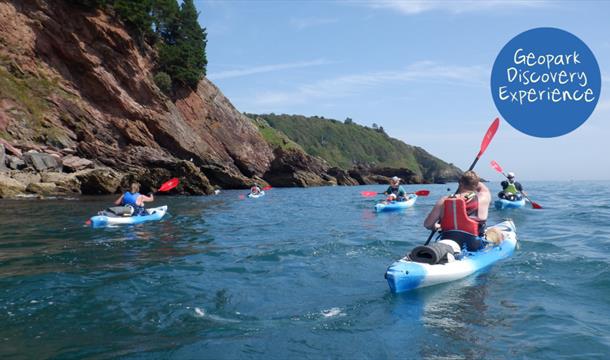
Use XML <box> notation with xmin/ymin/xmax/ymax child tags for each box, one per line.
<box><xmin>1</xmin><ymin>182</ymin><xmax>609</xmax><ymax>359</ymax></box>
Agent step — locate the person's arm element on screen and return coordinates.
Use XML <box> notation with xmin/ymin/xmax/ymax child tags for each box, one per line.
<box><xmin>383</xmin><ymin>186</ymin><xmax>391</xmax><ymax>195</ymax></box>
<box><xmin>424</xmin><ymin>196</ymin><xmax>446</xmax><ymax>230</ymax></box>
<box><xmin>114</xmin><ymin>194</ymin><xmax>124</xmax><ymax>206</ymax></box>
<box><xmin>501</xmin><ymin>180</ymin><xmax>508</xmax><ymax>189</ymax></box>
<box><xmin>399</xmin><ymin>186</ymin><xmax>406</xmax><ymax>197</ymax></box>
<box><xmin>137</xmin><ymin>194</ymin><xmax>154</xmax><ymax>206</ymax></box>
<box><xmin>474</xmin><ymin>184</ymin><xmax>491</xmax><ymax>222</ymax></box>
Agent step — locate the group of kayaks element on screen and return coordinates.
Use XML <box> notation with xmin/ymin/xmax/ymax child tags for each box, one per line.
<box><xmin>88</xmin><ymin>188</ymin><xmax>264</xmax><ymax>228</ymax></box>
<box><xmin>87</xmin><ymin>187</ymin><xmax>523</xmax><ymax>294</ymax></box>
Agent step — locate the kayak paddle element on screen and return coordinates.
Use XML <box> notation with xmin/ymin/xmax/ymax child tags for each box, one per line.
<box><xmin>424</xmin><ymin>117</ymin><xmax>500</xmax><ymax>245</ymax></box>
<box><xmin>157</xmin><ymin>178</ymin><xmax>180</xmax><ymax>193</ymax></box>
<box><xmin>490</xmin><ymin>160</ymin><xmax>542</xmax><ymax>209</ymax></box>
<box><xmin>361</xmin><ymin>190</ymin><xmax>430</xmax><ymax>197</ymax></box>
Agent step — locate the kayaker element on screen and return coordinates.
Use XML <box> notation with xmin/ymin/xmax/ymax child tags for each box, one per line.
<box><xmin>423</xmin><ymin>171</ymin><xmax>491</xmax><ymax>251</ymax></box>
<box><xmin>250</xmin><ymin>184</ymin><xmax>262</xmax><ymax>195</ymax></box>
<box><xmin>384</xmin><ymin>176</ymin><xmax>407</xmax><ymax>200</ymax></box>
<box><xmin>498</xmin><ymin>172</ymin><xmax>524</xmax><ymax>201</ymax></box>
<box><xmin>114</xmin><ymin>183</ymin><xmax>154</xmax><ymax>216</ymax></box>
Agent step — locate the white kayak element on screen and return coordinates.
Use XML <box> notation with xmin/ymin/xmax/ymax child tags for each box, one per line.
<box><xmin>385</xmin><ymin>220</ymin><xmax>517</xmax><ymax>293</ymax></box>
<box><xmin>89</xmin><ymin>206</ymin><xmax>168</xmax><ymax>228</ymax></box>
<box><xmin>247</xmin><ymin>191</ymin><xmax>265</xmax><ymax>198</ymax></box>
<box><xmin>374</xmin><ymin>195</ymin><xmax>417</xmax><ymax>212</ymax></box>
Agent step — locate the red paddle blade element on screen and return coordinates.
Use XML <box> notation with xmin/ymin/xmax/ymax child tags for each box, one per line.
<box><xmin>239</xmin><ymin>194</ymin><xmax>245</xmax><ymax>200</ymax></box>
<box><xmin>415</xmin><ymin>190</ymin><xmax>430</xmax><ymax>196</ymax></box>
<box><xmin>477</xmin><ymin>118</ymin><xmax>500</xmax><ymax>158</ymax></box>
<box><xmin>490</xmin><ymin>160</ymin><xmax>504</xmax><ymax>174</ymax></box>
<box><xmin>262</xmin><ymin>186</ymin><xmax>273</xmax><ymax>191</ymax></box>
<box><xmin>361</xmin><ymin>191</ymin><xmax>378</xmax><ymax>197</ymax></box>
<box><xmin>531</xmin><ymin>202</ymin><xmax>543</xmax><ymax>209</ymax></box>
<box><xmin>158</xmin><ymin>178</ymin><xmax>179</xmax><ymax>192</ymax></box>
<box><xmin>85</xmin><ymin>219</ymin><xmax>91</xmax><ymax>226</ymax></box>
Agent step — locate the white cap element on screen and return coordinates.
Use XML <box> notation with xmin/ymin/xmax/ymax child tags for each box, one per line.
<box><xmin>392</xmin><ymin>176</ymin><xmax>400</xmax><ymax>182</ymax></box>
<box><xmin>507</xmin><ymin>172</ymin><xmax>515</xmax><ymax>178</ymax></box>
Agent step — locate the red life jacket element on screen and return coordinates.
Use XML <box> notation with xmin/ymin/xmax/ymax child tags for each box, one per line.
<box><xmin>440</xmin><ymin>196</ymin><xmax>479</xmax><ymax>236</ymax></box>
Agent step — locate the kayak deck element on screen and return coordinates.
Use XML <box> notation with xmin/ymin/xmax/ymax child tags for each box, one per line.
<box><xmin>89</xmin><ymin>205</ymin><xmax>168</xmax><ymax>228</ymax></box>
<box><xmin>385</xmin><ymin>221</ymin><xmax>517</xmax><ymax>293</ymax></box>
<box><xmin>374</xmin><ymin>195</ymin><xmax>417</xmax><ymax>212</ymax></box>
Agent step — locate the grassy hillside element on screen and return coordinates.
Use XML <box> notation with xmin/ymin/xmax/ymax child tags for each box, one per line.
<box><xmin>250</xmin><ymin>116</ymin><xmax>304</xmax><ymax>152</ymax></box>
<box><xmin>247</xmin><ymin>113</ymin><xmax>459</xmax><ymax>178</ymax></box>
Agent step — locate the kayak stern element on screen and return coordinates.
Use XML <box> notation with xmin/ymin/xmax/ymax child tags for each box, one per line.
<box><xmin>385</xmin><ymin>261</ymin><xmax>427</xmax><ymax>292</ymax></box>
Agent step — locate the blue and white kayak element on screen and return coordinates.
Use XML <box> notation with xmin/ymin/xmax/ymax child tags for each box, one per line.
<box><xmin>247</xmin><ymin>191</ymin><xmax>265</xmax><ymax>199</ymax></box>
<box><xmin>374</xmin><ymin>195</ymin><xmax>417</xmax><ymax>212</ymax></box>
<box><xmin>385</xmin><ymin>220</ymin><xmax>517</xmax><ymax>293</ymax></box>
<box><xmin>494</xmin><ymin>197</ymin><xmax>526</xmax><ymax>210</ymax></box>
<box><xmin>89</xmin><ymin>206</ymin><xmax>168</xmax><ymax>228</ymax></box>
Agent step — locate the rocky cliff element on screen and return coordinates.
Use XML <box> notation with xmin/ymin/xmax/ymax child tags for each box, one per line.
<box><xmin>0</xmin><ymin>0</ymin><xmax>339</xmax><ymax>198</ymax></box>
<box><xmin>0</xmin><ymin>0</ymin><xmax>463</xmax><ymax>199</ymax></box>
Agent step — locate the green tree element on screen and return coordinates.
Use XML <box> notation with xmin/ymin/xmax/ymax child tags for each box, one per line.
<box><xmin>113</xmin><ymin>0</ymin><xmax>154</xmax><ymax>38</ymax></box>
<box><xmin>153</xmin><ymin>71</ymin><xmax>172</xmax><ymax>94</ymax></box>
<box><xmin>152</xmin><ymin>0</ymin><xmax>180</xmax><ymax>43</ymax></box>
<box><xmin>158</xmin><ymin>0</ymin><xmax>207</xmax><ymax>88</ymax></box>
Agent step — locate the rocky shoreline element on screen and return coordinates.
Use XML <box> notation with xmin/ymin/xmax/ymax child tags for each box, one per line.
<box><xmin>0</xmin><ymin>138</ymin><xmax>447</xmax><ymax>199</ymax></box>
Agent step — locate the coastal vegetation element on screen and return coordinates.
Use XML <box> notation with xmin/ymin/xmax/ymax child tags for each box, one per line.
<box><xmin>248</xmin><ymin>113</ymin><xmax>457</xmax><ymax>180</ymax></box>
<box><xmin>72</xmin><ymin>0</ymin><xmax>207</xmax><ymax>90</ymax></box>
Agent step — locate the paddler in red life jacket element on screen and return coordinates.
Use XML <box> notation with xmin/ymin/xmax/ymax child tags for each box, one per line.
<box><xmin>423</xmin><ymin>171</ymin><xmax>491</xmax><ymax>251</ymax></box>
<box><xmin>114</xmin><ymin>183</ymin><xmax>154</xmax><ymax>216</ymax></box>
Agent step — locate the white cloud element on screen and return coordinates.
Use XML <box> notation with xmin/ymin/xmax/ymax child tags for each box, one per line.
<box><xmin>249</xmin><ymin>61</ymin><xmax>487</xmax><ymax>107</ymax></box>
<box><xmin>290</xmin><ymin>17</ymin><xmax>339</xmax><ymax>30</ymax></box>
<box><xmin>364</xmin><ymin>0</ymin><xmax>549</xmax><ymax>15</ymax></box>
<box><xmin>207</xmin><ymin>59</ymin><xmax>333</xmax><ymax>80</ymax></box>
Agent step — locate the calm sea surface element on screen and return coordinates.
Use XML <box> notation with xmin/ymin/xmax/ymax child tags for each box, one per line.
<box><xmin>1</xmin><ymin>182</ymin><xmax>609</xmax><ymax>359</ymax></box>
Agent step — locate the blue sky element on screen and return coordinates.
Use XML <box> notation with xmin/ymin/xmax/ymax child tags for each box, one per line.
<box><xmin>195</xmin><ymin>0</ymin><xmax>609</xmax><ymax>181</ymax></box>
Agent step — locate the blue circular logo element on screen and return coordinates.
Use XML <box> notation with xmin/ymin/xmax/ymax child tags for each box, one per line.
<box><xmin>491</xmin><ymin>27</ymin><xmax>601</xmax><ymax>138</ymax></box>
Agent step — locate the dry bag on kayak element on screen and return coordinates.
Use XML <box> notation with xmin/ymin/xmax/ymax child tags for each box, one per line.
<box><xmin>103</xmin><ymin>206</ymin><xmax>134</xmax><ymax>217</ymax></box>
<box><xmin>409</xmin><ymin>240</ymin><xmax>460</xmax><ymax>265</ymax></box>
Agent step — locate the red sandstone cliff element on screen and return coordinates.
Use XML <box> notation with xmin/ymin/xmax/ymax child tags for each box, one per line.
<box><xmin>0</xmin><ymin>0</ymin><xmax>336</xmax><ymax>196</ymax></box>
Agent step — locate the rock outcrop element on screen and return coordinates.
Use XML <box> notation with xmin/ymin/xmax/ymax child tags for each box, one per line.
<box><xmin>263</xmin><ymin>148</ymin><xmax>336</xmax><ymax>187</ymax></box>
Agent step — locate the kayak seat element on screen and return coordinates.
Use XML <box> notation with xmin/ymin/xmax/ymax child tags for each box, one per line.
<box><xmin>441</xmin><ymin>230</ymin><xmax>484</xmax><ymax>252</ymax></box>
